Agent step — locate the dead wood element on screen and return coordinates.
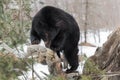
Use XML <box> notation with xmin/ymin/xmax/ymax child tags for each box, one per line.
<box><xmin>83</xmin><ymin>27</ymin><xmax>120</xmax><ymax>80</ymax></box>
<box><xmin>79</xmin><ymin>42</ymin><xmax>96</xmax><ymax>47</ymax></box>
<box><xmin>27</xmin><ymin>45</ymin><xmax>65</xmax><ymax>76</ymax></box>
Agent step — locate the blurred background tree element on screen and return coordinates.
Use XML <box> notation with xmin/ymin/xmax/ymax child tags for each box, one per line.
<box><xmin>0</xmin><ymin>0</ymin><xmax>31</xmax><ymax>47</ymax></box>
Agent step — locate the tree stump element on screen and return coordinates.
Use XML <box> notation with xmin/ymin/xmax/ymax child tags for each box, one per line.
<box><xmin>83</xmin><ymin>27</ymin><xmax>120</xmax><ymax>80</ymax></box>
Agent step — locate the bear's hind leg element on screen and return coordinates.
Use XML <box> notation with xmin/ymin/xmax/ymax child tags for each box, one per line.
<box><xmin>64</xmin><ymin>47</ymin><xmax>79</xmax><ymax>73</ymax></box>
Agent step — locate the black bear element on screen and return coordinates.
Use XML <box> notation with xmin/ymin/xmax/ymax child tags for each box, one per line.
<box><xmin>30</xmin><ymin>6</ymin><xmax>80</xmax><ymax>73</ymax></box>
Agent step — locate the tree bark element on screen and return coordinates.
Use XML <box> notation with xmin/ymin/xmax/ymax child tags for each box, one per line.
<box><xmin>83</xmin><ymin>27</ymin><xmax>120</xmax><ymax>80</ymax></box>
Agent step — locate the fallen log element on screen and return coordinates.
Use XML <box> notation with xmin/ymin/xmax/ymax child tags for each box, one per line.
<box><xmin>27</xmin><ymin>45</ymin><xmax>81</xmax><ymax>79</ymax></box>
<box><xmin>27</xmin><ymin>45</ymin><xmax>65</xmax><ymax>76</ymax></box>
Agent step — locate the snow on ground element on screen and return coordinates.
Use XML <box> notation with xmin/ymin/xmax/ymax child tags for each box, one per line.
<box><xmin>79</xmin><ymin>30</ymin><xmax>112</xmax><ymax>57</ymax></box>
<box><xmin>18</xmin><ymin>63</ymin><xmax>49</xmax><ymax>80</ymax></box>
<box><xmin>19</xmin><ymin>30</ymin><xmax>111</xmax><ymax>80</ymax></box>
<box><xmin>27</xmin><ymin>63</ymin><xmax>49</xmax><ymax>79</ymax></box>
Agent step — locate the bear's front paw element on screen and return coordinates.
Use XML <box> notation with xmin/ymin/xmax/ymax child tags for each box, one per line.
<box><xmin>65</xmin><ymin>66</ymin><xmax>78</xmax><ymax>73</ymax></box>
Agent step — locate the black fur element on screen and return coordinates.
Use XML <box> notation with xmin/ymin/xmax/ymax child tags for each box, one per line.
<box><xmin>30</xmin><ymin>6</ymin><xmax>80</xmax><ymax>73</ymax></box>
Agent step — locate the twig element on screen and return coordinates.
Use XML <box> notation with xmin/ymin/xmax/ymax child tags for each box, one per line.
<box><xmin>25</xmin><ymin>61</ymin><xmax>42</xmax><ymax>80</ymax></box>
<box><xmin>40</xmin><ymin>71</ymin><xmax>49</xmax><ymax>77</ymax></box>
<box><xmin>91</xmin><ymin>72</ymin><xmax>120</xmax><ymax>78</ymax></box>
<box><xmin>32</xmin><ymin>53</ymin><xmax>35</xmax><ymax>80</ymax></box>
